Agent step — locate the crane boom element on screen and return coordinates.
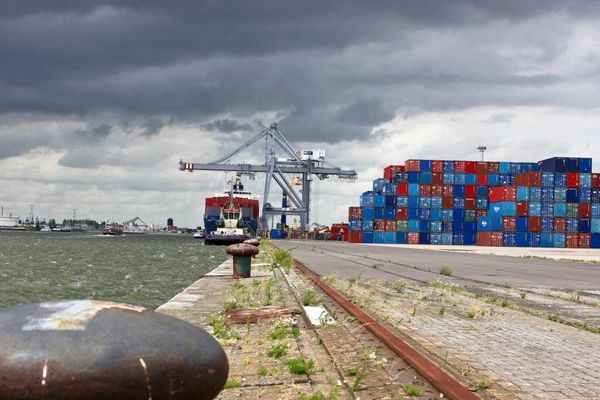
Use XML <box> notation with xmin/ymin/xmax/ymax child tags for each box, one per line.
<box><xmin>179</xmin><ymin>122</ymin><xmax>357</xmax><ymax>231</ymax></box>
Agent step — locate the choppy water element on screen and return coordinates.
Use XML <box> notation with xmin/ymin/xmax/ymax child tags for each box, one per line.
<box><xmin>0</xmin><ymin>231</ymin><xmax>228</xmax><ymax>309</ymax></box>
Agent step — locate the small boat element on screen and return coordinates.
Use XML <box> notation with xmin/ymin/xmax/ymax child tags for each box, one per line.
<box><xmin>204</xmin><ymin>184</ymin><xmax>254</xmax><ymax>246</ymax></box>
<box><xmin>40</xmin><ymin>226</ymin><xmax>52</xmax><ymax>232</ymax></box>
<box><xmin>103</xmin><ymin>223</ymin><xmax>124</xmax><ymax>235</ymax></box>
<box><xmin>193</xmin><ymin>230</ymin><xmax>205</xmax><ymax>239</ymax></box>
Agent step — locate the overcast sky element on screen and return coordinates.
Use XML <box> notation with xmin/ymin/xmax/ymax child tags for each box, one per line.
<box><xmin>1</xmin><ymin>1</ymin><xmax>599</xmax><ymax>227</ymax></box>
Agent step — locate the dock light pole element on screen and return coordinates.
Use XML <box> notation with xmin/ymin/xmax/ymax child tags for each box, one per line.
<box><xmin>477</xmin><ymin>145</ymin><xmax>487</xmax><ymax>162</ymax></box>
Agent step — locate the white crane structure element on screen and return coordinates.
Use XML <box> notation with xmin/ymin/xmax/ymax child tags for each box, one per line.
<box><xmin>179</xmin><ymin>122</ymin><xmax>357</xmax><ymax>231</ymax></box>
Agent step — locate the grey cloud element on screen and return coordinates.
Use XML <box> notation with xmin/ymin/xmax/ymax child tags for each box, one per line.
<box><xmin>141</xmin><ymin>119</ymin><xmax>167</xmax><ymax>138</ymax></box>
<box><xmin>75</xmin><ymin>124</ymin><xmax>112</xmax><ymax>141</ymax></box>
<box><xmin>481</xmin><ymin>113</ymin><xmax>515</xmax><ymax>124</ymax></box>
<box><xmin>204</xmin><ymin>119</ymin><xmax>253</xmax><ymax>133</ymax></box>
<box><xmin>335</xmin><ymin>98</ymin><xmax>395</xmax><ymax>126</ymax></box>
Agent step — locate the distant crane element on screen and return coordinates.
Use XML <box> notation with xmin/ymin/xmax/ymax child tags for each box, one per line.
<box><xmin>179</xmin><ymin>122</ymin><xmax>357</xmax><ymax>231</ymax></box>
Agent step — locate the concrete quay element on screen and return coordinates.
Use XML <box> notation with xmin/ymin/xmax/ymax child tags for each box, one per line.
<box><xmin>156</xmin><ymin>251</ymin><xmax>442</xmax><ymax>399</ymax></box>
<box><xmin>275</xmin><ymin>240</ymin><xmax>600</xmax><ymax>399</ymax></box>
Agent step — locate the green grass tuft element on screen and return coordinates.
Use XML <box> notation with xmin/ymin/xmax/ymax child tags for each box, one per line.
<box><xmin>267</xmin><ymin>343</ymin><xmax>288</xmax><ymax>358</ymax></box>
<box><xmin>403</xmin><ymin>384</ymin><xmax>422</xmax><ymax>396</ymax></box>
<box><xmin>439</xmin><ymin>265</ymin><xmax>453</xmax><ymax>276</ymax></box>
<box><xmin>287</xmin><ymin>358</ymin><xmax>315</xmax><ymax>375</ymax></box>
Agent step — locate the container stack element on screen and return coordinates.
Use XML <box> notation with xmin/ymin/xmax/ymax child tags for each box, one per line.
<box><xmin>348</xmin><ymin>156</ymin><xmax>599</xmax><ymax>248</ymax></box>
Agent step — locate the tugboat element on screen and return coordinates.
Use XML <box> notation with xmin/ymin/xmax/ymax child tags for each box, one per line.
<box><xmin>204</xmin><ymin>179</ymin><xmax>256</xmax><ymax>245</ymax></box>
<box><xmin>103</xmin><ymin>222</ymin><xmax>124</xmax><ymax>235</ymax></box>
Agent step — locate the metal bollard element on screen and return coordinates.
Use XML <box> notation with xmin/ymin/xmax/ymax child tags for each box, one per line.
<box><xmin>226</xmin><ymin>243</ymin><xmax>259</xmax><ymax>278</ymax></box>
<box><xmin>0</xmin><ymin>300</ymin><xmax>229</xmax><ymax>400</ymax></box>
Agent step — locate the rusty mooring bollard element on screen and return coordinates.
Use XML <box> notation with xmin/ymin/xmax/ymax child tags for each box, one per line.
<box><xmin>226</xmin><ymin>243</ymin><xmax>259</xmax><ymax>278</ymax></box>
<box><xmin>0</xmin><ymin>300</ymin><xmax>229</xmax><ymax>400</ymax></box>
<box><xmin>242</xmin><ymin>238</ymin><xmax>260</xmax><ymax>247</ymax></box>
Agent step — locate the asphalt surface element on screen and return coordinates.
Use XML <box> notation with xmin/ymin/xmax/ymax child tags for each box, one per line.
<box><xmin>275</xmin><ymin>241</ymin><xmax>600</xmax><ymax>290</ymax></box>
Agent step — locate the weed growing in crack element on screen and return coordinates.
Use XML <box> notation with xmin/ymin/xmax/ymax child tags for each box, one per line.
<box><xmin>287</xmin><ymin>358</ymin><xmax>315</xmax><ymax>375</ymax></box>
<box><xmin>403</xmin><ymin>384</ymin><xmax>422</xmax><ymax>396</ymax></box>
<box><xmin>476</xmin><ymin>380</ymin><xmax>492</xmax><ymax>389</ymax></box>
<box><xmin>223</xmin><ymin>379</ymin><xmax>241</xmax><ymax>389</ymax></box>
<box><xmin>466</xmin><ymin>309</ymin><xmax>477</xmax><ymax>318</ymax></box>
<box><xmin>302</xmin><ymin>289</ymin><xmax>321</xmax><ymax>306</ymax></box>
<box><xmin>267</xmin><ymin>343</ymin><xmax>288</xmax><ymax>358</ymax></box>
<box><xmin>439</xmin><ymin>264</ymin><xmax>453</xmax><ymax>276</ymax></box>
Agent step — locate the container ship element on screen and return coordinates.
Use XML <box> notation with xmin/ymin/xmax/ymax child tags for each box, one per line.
<box><xmin>204</xmin><ymin>177</ymin><xmax>260</xmax><ymax>236</ymax></box>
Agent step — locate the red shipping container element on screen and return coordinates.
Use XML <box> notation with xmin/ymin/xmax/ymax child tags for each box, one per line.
<box><xmin>397</xmin><ymin>183</ymin><xmax>409</xmax><ymax>196</ymax></box>
<box><xmin>465</xmin><ymin>198</ymin><xmax>476</xmax><ymax>209</ymax></box>
<box><xmin>476</xmin><ymin>209</ymin><xmax>488</xmax><ymax>218</ymax></box>
<box><xmin>405</xmin><ymin>159</ymin><xmax>421</xmax><ymax>172</ymax></box>
<box><xmin>431</xmin><ymin>185</ymin><xmax>443</xmax><ymax>196</ymax></box>
<box><xmin>517</xmin><ymin>202</ymin><xmax>529</xmax><ymax>216</ymax></box>
<box><xmin>454</xmin><ymin>161</ymin><xmax>466</xmax><ymax>173</ymax></box>
<box><xmin>477</xmin><ymin>232</ymin><xmax>503</xmax><ymax>247</ymax></box>
<box><xmin>553</xmin><ymin>218</ymin><xmax>566</xmax><ymax>233</ymax></box>
<box><xmin>579</xmin><ymin>233</ymin><xmax>591</xmax><ymax>248</ymax></box>
<box><xmin>349</xmin><ymin>231</ymin><xmax>363</xmax><ymax>243</ymax></box>
<box><xmin>567</xmin><ymin>172</ymin><xmax>580</xmax><ymax>188</ymax></box>
<box><xmin>503</xmin><ymin>216</ymin><xmax>516</xmax><ymax>232</ymax></box>
<box><xmin>579</xmin><ymin>203</ymin><xmax>591</xmax><ymax>219</ymax></box>
<box><xmin>348</xmin><ymin>207</ymin><xmax>362</xmax><ymax>220</ymax></box>
<box><xmin>465</xmin><ymin>185</ymin><xmax>477</xmax><ymax>198</ymax></box>
<box><xmin>431</xmin><ymin>172</ymin><xmax>443</xmax><ymax>185</ymax></box>
<box><xmin>528</xmin><ymin>217</ymin><xmax>542</xmax><ymax>232</ymax></box>
<box><xmin>489</xmin><ymin>187</ymin><xmax>517</xmax><ymax>202</ymax></box>
<box><xmin>593</xmin><ymin>173</ymin><xmax>600</xmax><ymax>189</ymax></box>
<box><xmin>442</xmin><ymin>196</ymin><xmax>454</xmax><ymax>209</ymax></box>
<box><xmin>383</xmin><ymin>165</ymin><xmax>405</xmax><ymax>181</ymax></box>
<box><xmin>528</xmin><ymin>172</ymin><xmax>541</xmax><ymax>187</ymax></box>
<box><xmin>491</xmin><ymin>231</ymin><xmax>504</xmax><ymax>247</ymax></box>
<box><xmin>385</xmin><ymin>220</ymin><xmax>396</xmax><ymax>232</ymax></box>
<box><xmin>374</xmin><ymin>220</ymin><xmax>386</xmax><ymax>231</ymax></box>
<box><xmin>477</xmin><ymin>232</ymin><xmax>492</xmax><ymax>246</ymax></box>
<box><xmin>443</xmin><ymin>184</ymin><xmax>454</xmax><ymax>197</ymax></box>
<box><xmin>487</xmin><ymin>162</ymin><xmax>500</xmax><ymax>173</ymax></box>
<box><xmin>476</xmin><ymin>162</ymin><xmax>488</xmax><ymax>174</ymax></box>
<box><xmin>408</xmin><ymin>232</ymin><xmax>419</xmax><ymax>244</ymax></box>
<box><xmin>465</xmin><ymin>161</ymin><xmax>477</xmax><ymax>173</ymax></box>
<box><xmin>566</xmin><ymin>233</ymin><xmax>579</xmax><ymax>248</ymax></box>
<box><xmin>420</xmin><ymin>184</ymin><xmax>432</xmax><ymax>196</ymax></box>
<box><xmin>432</xmin><ymin>160</ymin><xmax>444</xmax><ymax>173</ymax></box>
<box><xmin>396</xmin><ymin>208</ymin><xmax>408</xmax><ymax>220</ymax></box>
<box><xmin>477</xmin><ymin>174</ymin><xmax>488</xmax><ymax>185</ymax></box>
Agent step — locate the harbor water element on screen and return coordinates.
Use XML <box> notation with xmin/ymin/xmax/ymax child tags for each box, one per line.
<box><xmin>0</xmin><ymin>231</ymin><xmax>228</xmax><ymax>309</ymax></box>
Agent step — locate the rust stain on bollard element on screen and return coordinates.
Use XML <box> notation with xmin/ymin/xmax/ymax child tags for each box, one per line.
<box><xmin>0</xmin><ymin>300</ymin><xmax>229</xmax><ymax>400</ymax></box>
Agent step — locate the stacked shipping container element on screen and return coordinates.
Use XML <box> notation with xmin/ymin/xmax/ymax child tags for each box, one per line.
<box><xmin>348</xmin><ymin>157</ymin><xmax>599</xmax><ymax>248</ymax></box>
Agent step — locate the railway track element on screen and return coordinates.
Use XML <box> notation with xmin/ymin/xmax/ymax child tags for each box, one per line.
<box><xmin>291</xmin><ymin>254</ymin><xmax>481</xmax><ymax>400</ymax></box>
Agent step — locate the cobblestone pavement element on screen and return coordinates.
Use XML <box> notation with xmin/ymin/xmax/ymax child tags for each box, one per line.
<box><xmin>327</xmin><ymin>276</ymin><xmax>600</xmax><ymax>400</ymax></box>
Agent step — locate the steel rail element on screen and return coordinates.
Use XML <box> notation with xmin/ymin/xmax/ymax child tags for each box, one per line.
<box><xmin>293</xmin><ymin>259</ymin><xmax>481</xmax><ymax>400</ymax></box>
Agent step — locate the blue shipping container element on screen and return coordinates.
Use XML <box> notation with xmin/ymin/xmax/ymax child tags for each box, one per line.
<box><xmin>516</xmin><ymin>216</ymin><xmax>529</xmax><ymax>232</ymax></box>
<box><xmin>443</xmin><ymin>160</ymin><xmax>455</xmax><ymax>172</ymax></box>
<box><xmin>454</xmin><ymin>173</ymin><xmax>466</xmax><ymax>185</ymax></box>
<box><xmin>592</xmin><ymin>233</ymin><xmax>600</xmax><ymax>248</ymax></box>
<box><xmin>362</xmin><ymin>231</ymin><xmax>374</xmax><ymax>243</ymax></box>
<box><xmin>397</xmin><ymin>196</ymin><xmax>408</xmax><ymax>208</ymax></box>
<box><xmin>408</xmin><ymin>172</ymin><xmax>420</xmax><ymax>183</ymax></box>
<box><xmin>516</xmin><ymin>187</ymin><xmax>529</xmax><ymax>202</ymax></box>
<box><xmin>443</xmin><ymin>173</ymin><xmax>455</xmax><ymax>184</ymax></box>
<box><xmin>420</xmin><ymin>172</ymin><xmax>433</xmax><ymax>184</ymax></box>
<box><xmin>554</xmin><ymin>203</ymin><xmax>566</xmax><ymax>217</ymax></box>
<box><xmin>503</xmin><ymin>232</ymin><xmax>516</xmax><ymax>247</ymax></box>
<box><xmin>529</xmin><ymin>202</ymin><xmax>542</xmax><ymax>217</ymax></box>
<box><xmin>553</xmin><ymin>233</ymin><xmax>566</xmax><ymax>248</ymax></box>
<box><xmin>579</xmin><ymin>158</ymin><xmax>592</xmax><ymax>173</ymax></box>
<box><xmin>441</xmin><ymin>232</ymin><xmax>453</xmax><ymax>244</ymax></box>
<box><xmin>420</xmin><ymin>160</ymin><xmax>432</xmax><ymax>172</ymax></box>
<box><xmin>489</xmin><ymin>202</ymin><xmax>517</xmax><ymax>216</ymax></box>
<box><xmin>477</xmin><ymin>186</ymin><xmax>489</xmax><ymax>197</ymax></box>
<box><xmin>477</xmin><ymin>216</ymin><xmax>503</xmax><ymax>231</ymax></box>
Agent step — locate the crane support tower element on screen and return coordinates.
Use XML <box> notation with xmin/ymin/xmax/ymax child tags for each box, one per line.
<box><xmin>179</xmin><ymin>122</ymin><xmax>357</xmax><ymax>231</ymax></box>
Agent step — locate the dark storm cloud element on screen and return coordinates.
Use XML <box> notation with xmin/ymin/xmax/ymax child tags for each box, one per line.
<box><xmin>75</xmin><ymin>123</ymin><xmax>112</xmax><ymax>141</ymax></box>
<box><xmin>1</xmin><ymin>0</ymin><xmax>600</xmax><ymax>148</ymax></box>
<box><xmin>204</xmin><ymin>119</ymin><xmax>253</xmax><ymax>133</ymax></box>
<box><xmin>335</xmin><ymin>99</ymin><xmax>396</xmax><ymax>126</ymax></box>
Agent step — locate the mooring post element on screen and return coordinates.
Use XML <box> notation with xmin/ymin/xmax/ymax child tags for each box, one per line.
<box><xmin>0</xmin><ymin>300</ymin><xmax>229</xmax><ymax>400</ymax></box>
<box><xmin>226</xmin><ymin>243</ymin><xmax>259</xmax><ymax>278</ymax></box>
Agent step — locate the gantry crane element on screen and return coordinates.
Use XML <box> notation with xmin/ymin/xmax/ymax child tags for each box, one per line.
<box><xmin>179</xmin><ymin>122</ymin><xmax>357</xmax><ymax>231</ymax></box>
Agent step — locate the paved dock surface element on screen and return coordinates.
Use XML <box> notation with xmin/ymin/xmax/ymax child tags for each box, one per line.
<box><xmin>274</xmin><ymin>240</ymin><xmax>600</xmax><ymax>399</ymax></box>
<box><xmin>275</xmin><ymin>241</ymin><xmax>600</xmax><ymax>290</ymax></box>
